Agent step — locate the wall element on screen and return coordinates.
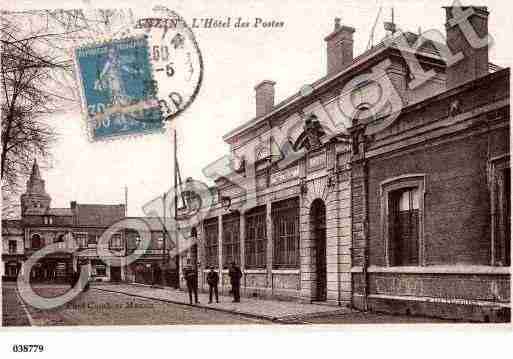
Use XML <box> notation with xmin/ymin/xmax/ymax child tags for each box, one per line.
<box><xmin>367</xmin><ymin>129</ymin><xmax>508</xmax><ymax>266</ymax></box>
<box><xmin>350</xmin><ymin>69</ymin><xmax>510</xmax><ymax>322</ymax></box>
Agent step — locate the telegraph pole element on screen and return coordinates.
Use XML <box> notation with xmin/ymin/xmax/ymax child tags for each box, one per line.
<box><xmin>162</xmin><ymin>191</ymin><xmax>167</xmax><ymax>286</ymax></box>
<box><xmin>174</xmin><ymin>129</ymin><xmax>180</xmax><ymax>289</ymax></box>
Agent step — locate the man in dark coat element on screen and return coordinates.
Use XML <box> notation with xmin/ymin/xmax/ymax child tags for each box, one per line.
<box><xmin>228</xmin><ymin>262</ymin><xmax>242</xmax><ymax>303</ymax></box>
<box><xmin>206</xmin><ymin>267</ymin><xmax>219</xmax><ymax>304</ymax></box>
<box><xmin>69</xmin><ymin>268</ymin><xmax>78</xmax><ymax>288</ymax></box>
<box><xmin>183</xmin><ymin>259</ymin><xmax>199</xmax><ymax>304</ymax></box>
<box><xmin>153</xmin><ymin>264</ymin><xmax>162</xmax><ymax>287</ymax></box>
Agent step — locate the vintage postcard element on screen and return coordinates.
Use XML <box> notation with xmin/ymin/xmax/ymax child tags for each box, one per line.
<box><xmin>1</xmin><ymin>0</ymin><xmax>511</xmax><ymax>354</ymax></box>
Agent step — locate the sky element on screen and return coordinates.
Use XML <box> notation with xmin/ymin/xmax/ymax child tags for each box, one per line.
<box><xmin>4</xmin><ymin>0</ymin><xmax>512</xmax><ymax>216</ymax></box>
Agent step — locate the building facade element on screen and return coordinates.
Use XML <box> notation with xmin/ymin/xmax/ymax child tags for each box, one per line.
<box><xmin>349</xmin><ymin>6</ymin><xmax>510</xmax><ymax>323</ymax></box>
<box><xmin>1</xmin><ymin>220</ymin><xmax>24</xmax><ymax>280</ymax></box>
<box><xmin>186</xmin><ymin>6</ymin><xmax>510</xmax><ymax>321</ymax></box>
<box><xmin>2</xmin><ymin>161</ymin><xmax>176</xmax><ymax>285</ymax></box>
<box><xmin>3</xmin><ymin>160</ymin><xmax>128</xmax><ymax>283</ymax></box>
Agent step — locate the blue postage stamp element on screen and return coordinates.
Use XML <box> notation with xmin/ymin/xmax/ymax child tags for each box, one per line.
<box><xmin>74</xmin><ymin>36</ymin><xmax>163</xmax><ymax>140</ymax></box>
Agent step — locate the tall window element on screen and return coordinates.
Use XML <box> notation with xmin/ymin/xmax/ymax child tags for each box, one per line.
<box><xmin>272</xmin><ymin>197</ymin><xmax>300</xmax><ymax>268</ymax></box>
<box><xmin>31</xmin><ymin>234</ymin><xmax>42</xmax><ymax>249</ymax></box>
<box><xmin>88</xmin><ymin>233</ymin><xmax>97</xmax><ymax>246</ymax></box>
<box><xmin>491</xmin><ymin>157</ymin><xmax>510</xmax><ymax>266</ymax></box>
<box><xmin>204</xmin><ymin>218</ymin><xmax>219</xmax><ymax>267</ymax></box>
<box><xmin>156</xmin><ymin>234</ymin><xmax>164</xmax><ymax>250</ymax></box>
<box><xmin>74</xmin><ymin>233</ymin><xmax>88</xmax><ymax>248</ymax></box>
<box><xmin>222</xmin><ymin>212</ymin><xmax>240</xmax><ymax>267</ymax></box>
<box><xmin>245</xmin><ymin>206</ymin><xmax>267</xmax><ymax>268</ymax></box>
<box><xmin>8</xmin><ymin>240</ymin><xmax>17</xmax><ymax>254</ymax></box>
<box><xmin>382</xmin><ymin>175</ymin><xmax>424</xmax><ymax>267</ymax></box>
<box><xmin>110</xmin><ymin>233</ymin><xmax>122</xmax><ymax>249</ymax></box>
<box><xmin>388</xmin><ymin>187</ymin><xmax>420</xmax><ymax>266</ymax></box>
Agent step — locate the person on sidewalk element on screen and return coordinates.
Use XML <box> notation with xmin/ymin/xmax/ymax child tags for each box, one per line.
<box><xmin>206</xmin><ymin>267</ymin><xmax>219</xmax><ymax>304</ymax></box>
<box><xmin>153</xmin><ymin>264</ymin><xmax>162</xmax><ymax>287</ymax></box>
<box><xmin>228</xmin><ymin>262</ymin><xmax>242</xmax><ymax>303</ymax></box>
<box><xmin>183</xmin><ymin>259</ymin><xmax>199</xmax><ymax>304</ymax></box>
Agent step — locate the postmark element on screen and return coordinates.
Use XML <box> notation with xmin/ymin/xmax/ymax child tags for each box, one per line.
<box><xmin>74</xmin><ymin>7</ymin><xmax>203</xmax><ymax>140</ymax></box>
<box><xmin>74</xmin><ymin>35</ymin><xmax>164</xmax><ymax>141</ymax></box>
<box><xmin>118</xmin><ymin>6</ymin><xmax>204</xmax><ymax>122</ymax></box>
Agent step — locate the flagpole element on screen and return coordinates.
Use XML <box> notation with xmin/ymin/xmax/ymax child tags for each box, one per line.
<box><xmin>162</xmin><ymin>191</ymin><xmax>166</xmax><ymax>286</ymax></box>
<box><xmin>174</xmin><ymin>129</ymin><xmax>179</xmax><ymax>289</ymax></box>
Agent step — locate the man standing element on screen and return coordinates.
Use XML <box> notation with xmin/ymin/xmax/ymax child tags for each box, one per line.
<box><xmin>183</xmin><ymin>259</ymin><xmax>199</xmax><ymax>304</ymax></box>
<box><xmin>206</xmin><ymin>267</ymin><xmax>219</xmax><ymax>304</ymax></box>
<box><xmin>228</xmin><ymin>262</ymin><xmax>242</xmax><ymax>303</ymax></box>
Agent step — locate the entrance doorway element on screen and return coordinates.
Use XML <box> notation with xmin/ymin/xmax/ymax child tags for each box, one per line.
<box><xmin>111</xmin><ymin>266</ymin><xmax>121</xmax><ymax>282</ymax></box>
<box><xmin>311</xmin><ymin>199</ymin><xmax>327</xmax><ymax>301</ymax></box>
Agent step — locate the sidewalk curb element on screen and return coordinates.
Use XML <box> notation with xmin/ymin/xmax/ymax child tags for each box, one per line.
<box><xmin>93</xmin><ymin>287</ymin><xmax>280</xmax><ymax>322</ymax></box>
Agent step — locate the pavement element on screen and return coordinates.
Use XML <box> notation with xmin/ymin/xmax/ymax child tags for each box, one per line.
<box><xmin>93</xmin><ymin>283</ymin><xmax>353</xmax><ymax>323</ymax></box>
<box><xmin>3</xmin><ymin>283</ymin><xmax>273</xmax><ymax>326</ymax></box>
<box><xmin>3</xmin><ymin>283</ymin><xmax>455</xmax><ymax>326</ymax></box>
<box><xmin>2</xmin><ymin>283</ymin><xmax>32</xmax><ymax>326</ymax></box>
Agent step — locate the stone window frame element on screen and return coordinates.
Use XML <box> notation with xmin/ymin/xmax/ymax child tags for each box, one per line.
<box><xmin>73</xmin><ymin>232</ymin><xmax>88</xmax><ymax>248</ymax></box>
<box><xmin>271</xmin><ymin>197</ymin><xmax>300</xmax><ymax>269</ymax></box>
<box><xmin>489</xmin><ymin>154</ymin><xmax>510</xmax><ymax>266</ymax></box>
<box><xmin>380</xmin><ymin>174</ymin><xmax>426</xmax><ymax>267</ymax></box>
<box><xmin>222</xmin><ymin>211</ymin><xmax>241</xmax><ymax>268</ymax></box>
<box><xmin>8</xmin><ymin>240</ymin><xmax>17</xmax><ymax>254</ymax></box>
<box><xmin>244</xmin><ymin>205</ymin><xmax>267</xmax><ymax>269</ymax></box>
<box><xmin>203</xmin><ymin>217</ymin><xmax>219</xmax><ymax>268</ymax></box>
<box><xmin>109</xmin><ymin>233</ymin><xmax>123</xmax><ymax>250</ymax></box>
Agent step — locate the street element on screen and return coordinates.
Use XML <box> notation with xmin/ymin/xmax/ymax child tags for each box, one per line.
<box><xmin>2</xmin><ymin>282</ymin><xmax>453</xmax><ymax>326</ymax></box>
<box><xmin>2</xmin><ymin>282</ymin><xmax>268</xmax><ymax>326</ymax></box>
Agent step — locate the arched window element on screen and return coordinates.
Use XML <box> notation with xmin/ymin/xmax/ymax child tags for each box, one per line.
<box><xmin>31</xmin><ymin>234</ymin><xmax>42</xmax><ymax>249</ymax></box>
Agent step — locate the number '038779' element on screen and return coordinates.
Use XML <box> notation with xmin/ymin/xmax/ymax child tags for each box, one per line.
<box><xmin>12</xmin><ymin>345</ymin><xmax>45</xmax><ymax>352</ymax></box>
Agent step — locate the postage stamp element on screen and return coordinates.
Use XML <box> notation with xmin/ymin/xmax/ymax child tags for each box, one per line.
<box><xmin>74</xmin><ymin>35</ymin><xmax>164</xmax><ymax>140</ymax></box>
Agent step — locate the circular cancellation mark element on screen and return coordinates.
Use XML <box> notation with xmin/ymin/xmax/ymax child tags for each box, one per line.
<box><xmin>132</xmin><ymin>6</ymin><xmax>204</xmax><ymax>123</ymax></box>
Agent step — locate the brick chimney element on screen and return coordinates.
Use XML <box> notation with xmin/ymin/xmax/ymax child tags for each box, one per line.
<box><xmin>324</xmin><ymin>18</ymin><xmax>355</xmax><ymax>75</ymax></box>
<box><xmin>254</xmin><ymin>80</ymin><xmax>275</xmax><ymax>118</ymax></box>
<box><xmin>444</xmin><ymin>6</ymin><xmax>489</xmax><ymax>88</ymax></box>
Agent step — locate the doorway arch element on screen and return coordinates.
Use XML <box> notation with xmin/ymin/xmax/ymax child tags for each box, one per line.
<box><xmin>310</xmin><ymin>198</ymin><xmax>327</xmax><ymax>301</ymax></box>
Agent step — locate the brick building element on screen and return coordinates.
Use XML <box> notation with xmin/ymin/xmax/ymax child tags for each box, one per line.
<box><xmin>2</xmin><ymin>160</ymin><xmax>178</xmax><ymax>285</ymax></box>
<box><xmin>186</xmin><ymin>6</ymin><xmax>510</xmax><ymax>321</ymax></box>
<box><xmin>1</xmin><ymin>160</ymin><xmax>128</xmax><ymax>282</ymax></box>
<box><xmin>349</xmin><ymin>6</ymin><xmax>510</xmax><ymax>322</ymax></box>
<box><xmin>3</xmin><ymin>160</ymin><xmax>147</xmax><ymax>283</ymax></box>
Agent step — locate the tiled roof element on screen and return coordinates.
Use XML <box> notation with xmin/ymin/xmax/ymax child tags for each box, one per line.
<box><xmin>75</xmin><ymin>203</ymin><xmax>125</xmax><ymax>227</ymax></box>
<box><xmin>223</xmin><ymin>31</ymin><xmax>447</xmax><ymax>142</ymax></box>
<box><xmin>124</xmin><ymin>217</ymin><xmax>175</xmax><ymax>232</ymax></box>
<box><xmin>46</xmin><ymin>208</ymin><xmax>73</xmax><ymax>216</ymax></box>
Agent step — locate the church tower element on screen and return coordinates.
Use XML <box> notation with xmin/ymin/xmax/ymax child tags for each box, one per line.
<box><xmin>20</xmin><ymin>159</ymin><xmax>51</xmax><ymax>216</ymax></box>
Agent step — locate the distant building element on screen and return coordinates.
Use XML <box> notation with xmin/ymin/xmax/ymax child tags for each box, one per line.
<box><xmin>1</xmin><ymin>160</ymin><xmax>173</xmax><ymax>284</ymax></box>
<box><xmin>1</xmin><ymin>220</ymin><xmax>24</xmax><ymax>280</ymax></box>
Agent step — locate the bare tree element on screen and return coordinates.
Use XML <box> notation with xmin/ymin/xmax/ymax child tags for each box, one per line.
<box><xmin>1</xmin><ymin>8</ymin><xmax>134</xmax><ymax>218</ymax></box>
